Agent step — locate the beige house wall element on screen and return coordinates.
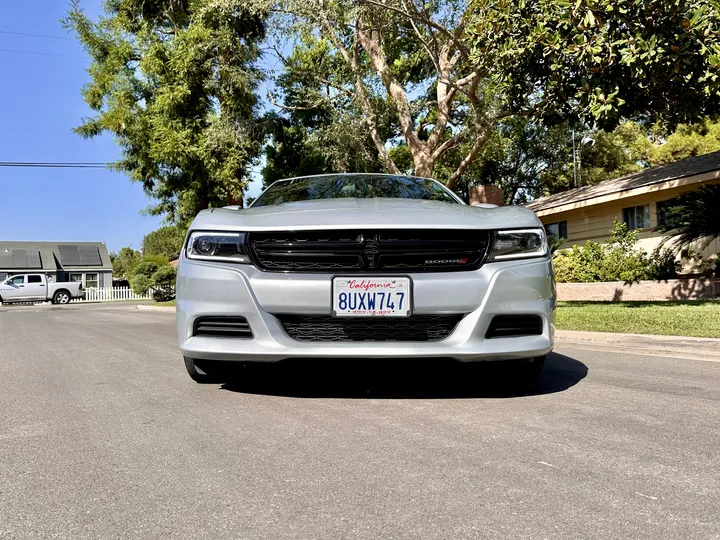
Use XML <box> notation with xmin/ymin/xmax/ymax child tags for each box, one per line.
<box><xmin>537</xmin><ymin>177</ymin><xmax>720</xmax><ymax>265</ymax></box>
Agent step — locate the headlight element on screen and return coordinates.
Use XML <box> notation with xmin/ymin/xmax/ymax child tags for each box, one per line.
<box><xmin>488</xmin><ymin>228</ymin><xmax>547</xmax><ymax>261</ymax></box>
<box><xmin>186</xmin><ymin>231</ymin><xmax>250</xmax><ymax>263</ymax></box>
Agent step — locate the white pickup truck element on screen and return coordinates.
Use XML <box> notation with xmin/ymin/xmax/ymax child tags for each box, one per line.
<box><xmin>0</xmin><ymin>274</ymin><xmax>84</xmax><ymax>305</ymax></box>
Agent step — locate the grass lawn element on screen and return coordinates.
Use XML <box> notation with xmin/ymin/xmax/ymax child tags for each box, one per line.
<box><xmin>556</xmin><ymin>300</ymin><xmax>720</xmax><ymax>338</ymax></box>
<box><xmin>154</xmin><ymin>300</ymin><xmax>176</xmax><ymax>307</ymax></box>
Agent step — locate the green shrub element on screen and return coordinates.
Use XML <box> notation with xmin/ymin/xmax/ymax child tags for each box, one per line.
<box><xmin>552</xmin><ymin>220</ymin><xmax>680</xmax><ymax>283</ymax></box>
<box><xmin>139</xmin><ymin>255</ymin><xmax>169</xmax><ymax>268</ymax></box>
<box><xmin>150</xmin><ymin>265</ymin><xmax>177</xmax><ymax>301</ymax></box>
<box><xmin>131</xmin><ymin>261</ymin><xmax>159</xmax><ymax>280</ymax></box>
<box><xmin>129</xmin><ymin>273</ymin><xmax>153</xmax><ymax>295</ymax></box>
<box><xmin>646</xmin><ymin>246</ymin><xmax>680</xmax><ymax>280</ymax></box>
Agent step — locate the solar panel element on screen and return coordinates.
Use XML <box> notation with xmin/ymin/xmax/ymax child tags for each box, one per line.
<box><xmin>78</xmin><ymin>246</ymin><xmax>102</xmax><ymax>266</ymax></box>
<box><xmin>58</xmin><ymin>245</ymin><xmax>82</xmax><ymax>266</ymax></box>
<box><xmin>59</xmin><ymin>245</ymin><xmax>101</xmax><ymax>267</ymax></box>
<box><xmin>0</xmin><ymin>250</ymin><xmax>42</xmax><ymax>269</ymax></box>
<box><xmin>26</xmin><ymin>251</ymin><xmax>42</xmax><ymax>268</ymax></box>
<box><xmin>12</xmin><ymin>250</ymin><xmax>27</xmax><ymax>268</ymax></box>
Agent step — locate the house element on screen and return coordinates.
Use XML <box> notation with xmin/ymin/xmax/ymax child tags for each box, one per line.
<box><xmin>0</xmin><ymin>241</ymin><xmax>112</xmax><ymax>288</ymax></box>
<box><xmin>526</xmin><ymin>151</ymin><xmax>720</xmax><ymax>261</ymax></box>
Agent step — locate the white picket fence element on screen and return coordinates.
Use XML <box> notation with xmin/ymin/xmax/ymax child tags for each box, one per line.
<box><xmin>71</xmin><ymin>286</ymin><xmax>161</xmax><ymax>303</ymax></box>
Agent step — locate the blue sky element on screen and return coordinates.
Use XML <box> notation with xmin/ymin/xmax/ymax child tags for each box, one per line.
<box><xmin>0</xmin><ymin>1</ymin><xmax>265</xmax><ymax>252</ymax></box>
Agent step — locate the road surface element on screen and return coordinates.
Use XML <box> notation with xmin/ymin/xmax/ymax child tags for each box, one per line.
<box><xmin>1</xmin><ymin>303</ymin><xmax>718</xmax><ymax>539</ymax></box>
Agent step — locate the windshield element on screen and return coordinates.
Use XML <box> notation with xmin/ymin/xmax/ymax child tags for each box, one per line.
<box><xmin>252</xmin><ymin>174</ymin><xmax>460</xmax><ymax>207</ymax></box>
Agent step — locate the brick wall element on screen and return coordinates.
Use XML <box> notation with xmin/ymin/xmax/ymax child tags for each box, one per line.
<box><xmin>557</xmin><ymin>279</ymin><xmax>720</xmax><ymax>301</ymax></box>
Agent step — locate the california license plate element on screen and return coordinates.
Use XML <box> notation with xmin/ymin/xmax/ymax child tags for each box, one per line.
<box><xmin>332</xmin><ymin>277</ymin><xmax>412</xmax><ymax>317</ymax></box>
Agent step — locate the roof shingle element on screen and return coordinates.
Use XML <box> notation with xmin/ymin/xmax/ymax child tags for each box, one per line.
<box><xmin>526</xmin><ymin>150</ymin><xmax>720</xmax><ymax>212</ymax></box>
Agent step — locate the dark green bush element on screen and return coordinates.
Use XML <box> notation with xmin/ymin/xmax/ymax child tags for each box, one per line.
<box><xmin>553</xmin><ymin>220</ymin><xmax>679</xmax><ymax>283</ymax></box>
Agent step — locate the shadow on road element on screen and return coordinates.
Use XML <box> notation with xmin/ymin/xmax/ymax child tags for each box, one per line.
<box><xmin>220</xmin><ymin>352</ymin><xmax>587</xmax><ymax>399</ymax></box>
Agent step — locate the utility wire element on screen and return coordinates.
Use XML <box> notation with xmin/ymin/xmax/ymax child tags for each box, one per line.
<box><xmin>0</xmin><ymin>29</ymin><xmax>74</xmax><ymax>41</ymax></box>
<box><xmin>0</xmin><ymin>162</ymin><xmax>265</xmax><ymax>173</ymax></box>
<box><xmin>0</xmin><ymin>47</ymin><xmax>86</xmax><ymax>59</ymax></box>
<box><xmin>0</xmin><ymin>162</ymin><xmax>108</xmax><ymax>168</ymax></box>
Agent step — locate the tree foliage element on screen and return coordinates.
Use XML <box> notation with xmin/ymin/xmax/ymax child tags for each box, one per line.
<box><xmin>110</xmin><ymin>246</ymin><xmax>141</xmax><ymax>278</ymax></box>
<box><xmin>129</xmin><ymin>260</ymin><xmax>176</xmax><ymax>300</ymax></box>
<box><xmin>141</xmin><ymin>226</ymin><xmax>185</xmax><ymax>260</ymax></box>
<box><xmin>265</xmin><ymin>0</ymin><xmax>720</xmax><ymax>195</ymax></box>
<box><xmin>64</xmin><ymin>0</ymin><xmax>267</xmax><ymax>223</ymax></box>
<box><xmin>468</xmin><ymin>0</ymin><xmax>720</xmax><ymax>130</ymax></box>
<box><xmin>656</xmin><ymin>184</ymin><xmax>720</xmax><ymax>252</ymax></box>
<box><xmin>652</xmin><ymin>120</ymin><xmax>720</xmax><ymax>164</ymax></box>
<box><xmin>269</xmin><ymin>0</ymin><xmax>512</xmax><ymax>189</ymax></box>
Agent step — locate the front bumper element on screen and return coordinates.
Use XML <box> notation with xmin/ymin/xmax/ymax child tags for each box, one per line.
<box><xmin>177</xmin><ymin>257</ymin><xmax>555</xmax><ymax>363</ymax></box>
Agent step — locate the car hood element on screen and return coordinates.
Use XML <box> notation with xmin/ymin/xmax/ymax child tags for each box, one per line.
<box><xmin>190</xmin><ymin>198</ymin><xmax>542</xmax><ymax>231</ymax></box>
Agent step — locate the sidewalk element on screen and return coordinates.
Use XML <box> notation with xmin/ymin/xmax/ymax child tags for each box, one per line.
<box><xmin>556</xmin><ymin>329</ymin><xmax>720</xmax><ymax>362</ymax></box>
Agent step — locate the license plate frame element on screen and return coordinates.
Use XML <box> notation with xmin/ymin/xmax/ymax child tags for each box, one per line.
<box><xmin>331</xmin><ymin>276</ymin><xmax>413</xmax><ymax>318</ymax></box>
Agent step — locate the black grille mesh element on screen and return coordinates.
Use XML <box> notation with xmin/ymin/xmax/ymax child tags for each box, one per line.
<box><xmin>277</xmin><ymin>315</ymin><xmax>463</xmax><ymax>342</ymax></box>
<box><xmin>248</xmin><ymin>229</ymin><xmax>490</xmax><ymax>273</ymax></box>
<box><xmin>485</xmin><ymin>315</ymin><xmax>543</xmax><ymax>338</ymax></box>
<box><xmin>193</xmin><ymin>316</ymin><xmax>253</xmax><ymax>338</ymax></box>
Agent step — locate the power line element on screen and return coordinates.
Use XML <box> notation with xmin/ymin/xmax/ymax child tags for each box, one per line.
<box><xmin>0</xmin><ymin>162</ymin><xmax>108</xmax><ymax>168</ymax></box>
<box><xmin>0</xmin><ymin>29</ymin><xmax>74</xmax><ymax>41</ymax></box>
<box><xmin>0</xmin><ymin>47</ymin><xmax>86</xmax><ymax>60</ymax></box>
<box><xmin>0</xmin><ymin>162</ymin><xmax>265</xmax><ymax>173</ymax></box>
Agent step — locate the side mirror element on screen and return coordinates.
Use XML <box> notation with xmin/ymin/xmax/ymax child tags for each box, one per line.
<box><xmin>472</xmin><ymin>203</ymin><xmax>498</xmax><ymax>209</ymax></box>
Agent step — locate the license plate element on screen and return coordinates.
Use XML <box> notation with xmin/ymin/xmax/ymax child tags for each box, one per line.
<box><xmin>332</xmin><ymin>277</ymin><xmax>411</xmax><ymax>317</ymax></box>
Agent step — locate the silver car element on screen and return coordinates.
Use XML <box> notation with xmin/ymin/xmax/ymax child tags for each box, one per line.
<box><xmin>177</xmin><ymin>174</ymin><xmax>554</xmax><ymax>386</ymax></box>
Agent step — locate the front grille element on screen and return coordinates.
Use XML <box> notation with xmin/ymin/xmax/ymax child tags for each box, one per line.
<box><xmin>485</xmin><ymin>315</ymin><xmax>543</xmax><ymax>338</ymax></box>
<box><xmin>248</xmin><ymin>229</ymin><xmax>491</xmax><ymax>273</ymax></box>
<box><xmin>277</xmin><ymin>315</ymin><xmax>464</xmax><ymax>342</ymax></box>
<box><xmin>193</xmin><ymin>316</ymin><xmax>253</xmax><ymax>338</ymax></box>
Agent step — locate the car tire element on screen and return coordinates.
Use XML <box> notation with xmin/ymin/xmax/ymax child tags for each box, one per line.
<box><xmin>184</xmin><ymin>357</ymin><xmax>224</xmax><ymax>384</ymax></box>
<box><xmin>52</xmin><ymin>290</ymin><xmax>71</xmax><ymax>304</ymax></box>
<box><xmin>516</xmin><ymin>355</ymin><xmax>546</xmax><ymax>389</ymax></box>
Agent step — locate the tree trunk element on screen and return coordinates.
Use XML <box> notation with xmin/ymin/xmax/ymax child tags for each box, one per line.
<box><xmin>412</xmin><ymin>152</ymin><xmax>434</xmax><ymax>178</ymax></box>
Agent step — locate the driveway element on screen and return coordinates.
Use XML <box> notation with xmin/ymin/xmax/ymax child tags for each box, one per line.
<box><xmin>1</xmin><ymin>304</ymin><xmax>718</xmax><ymax>539</ymax></box>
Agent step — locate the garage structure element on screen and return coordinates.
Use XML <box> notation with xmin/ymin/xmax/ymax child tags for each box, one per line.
<box><xmin>0</xmin><ymin>241</ymin><xmax>112</xmax><ymax>288</ymax></box>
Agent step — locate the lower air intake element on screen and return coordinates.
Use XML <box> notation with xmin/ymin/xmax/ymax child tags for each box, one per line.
<box><xmin>485</xmin><ymin>315</ymin><xmax>543</xmax><ymax>339</ymax></box>
<box><xmin>193</xmin><ymin>316</ymin><xmax>253</xmax><ymax>338</ymax></box>
<box><xmin>277</xmin><ymin>315</ymin><xmax>463</xmax><ymax>342</ymax></box>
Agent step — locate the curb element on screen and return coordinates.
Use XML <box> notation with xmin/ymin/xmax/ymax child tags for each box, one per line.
<box><xmin>555</xmin><ymin>329</ymin><xmax>720</xmax><ymax>362</ymax></box>
<box><xmin>136</xmin><ymin>305</ymin><xmax>176</xmax><ymax>312</ymax></box>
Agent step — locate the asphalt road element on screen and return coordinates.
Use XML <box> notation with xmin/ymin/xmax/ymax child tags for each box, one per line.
<box><xmin>1</xmin><ymin>304</ymin><xmax>719</xmax><ymax>540</ymax></box>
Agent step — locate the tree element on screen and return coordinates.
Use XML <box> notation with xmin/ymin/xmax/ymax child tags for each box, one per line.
<box><xmin>110</xmin><ymin>246</ymin><xmax>141</xmax><ymax>278</ymax></box>
<box><xmin>149</xmin><ymin>265</ymin><xmax>177</xmax><ymax>301</ymax></box>
<box><xmin>469</xmin><ymin>0</ymin><xmax>720</xmax><ymax>130</ymax></box>
<box><xmin>271</xmin><ymin>0</ymin><xmax>513</xmax><ymax>189</ymax></box>
<box><xmin>128</xmin><ymin>260</ymin><xmax>176</xmax><ymax>300</ymax></box>
<box><xmin>656</xmin><ymin>184</ymin><xmax>720</xmax><ymax>252</ymax></box>
<box><xmin>64</xmin><ymin>0</ymin><xmax>267</xmax><ymax>223</ymax></box>
<box><xmin>651</xmin><ymin>120</ymin><xmax>720</xmax><ymax>165</ymax></box>
<box><xmin>269</xmin><ymin>0</ymin><xmax>720</xmax><ymax>195</ymax></box>
<box><xmin>141</xmin><ymin>226</ymin><xmax>185</xmax><ymax>260</ymax></box>
<box><xmin>128</xmin><ymin>261</ymin><xmax>158</xmax><ymax>295</ymax></box>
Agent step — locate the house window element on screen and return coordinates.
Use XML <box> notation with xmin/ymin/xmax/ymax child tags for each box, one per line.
<box><xmin>0</xmin><ymin>273</ymin><xmax>7</xmax><ymax>281</ymax></box>
<box><xmin>622</xmin><ymin>205</ymin><xmax>650</xmax><ymax>230</ymax></box>
<box><xmin>69</xmin><ymin>273</ymin><xmax>82</xmax><ymax>283</ymax></box>
<box><xmin>85</xmin><ymin>273</ymin><xmax>99</xmax><ymax>288</ymax></box>
<box><xmin>656</xmin><ymin>198</ymin><xmax>682</xmax><ymax>228</ymax></box>
<box><xmin>545</xmin><ymin>221</ymin><xmax>568</xmax><ymax>239</ymax></box>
